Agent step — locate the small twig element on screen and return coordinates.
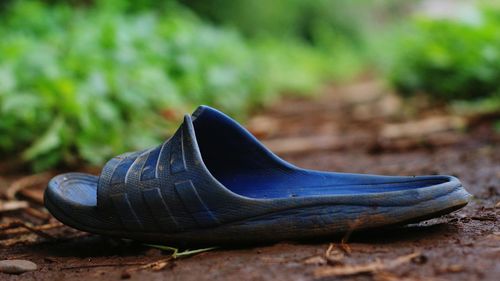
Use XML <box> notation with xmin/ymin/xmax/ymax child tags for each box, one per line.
<box><xmin>118</xmin><ymin>257</ymin><xmax>174</xmax><ymax>279</ymax></box>
<box><xmin>60</xmin><ymin>261</ymin><xmax>152</xmax><ymax>270</ymax></box>
<box><xmin>138</xmin><ymin>259</ymin><xmax>171</xmax><ymax>270</ymax></box>
<box><xmin>6</xmin><ymin>172</ymin><xmax>52</xmax><ymax>200</ymax></box>
<box><xmin>0</xmin><ymin>220</ymin><xmax>61</xmax><ymax>239</ymax></box>
<box><xmin>24</xmin><ymin>207</ymin><xmax>52</xmax><ymax>222</ymax></box>
<box><xmin>325</xmin><ymin>243</ymin><xmax>345</xmax><ymax>265</ymax></box>
<box><xmin>2</xmin><ymin>222</ymin><xmax>63</xmax><ymax>236</ymax></box>
<box><xmin>0</xmin><ymin>220</ymin><xmax>27</xmax><ymax>231</ymax></box>
<box><xmin>340</xmin><ymin>236</ymin><xmax>352</xmax><ymax>255</ymax></box>
<box><xmin>0</xmin><ymin>200</ymin><xmax>29</xmax><ymax>213</ymax></box>
<box><xmin>0</xmin><ymin>236</ymin><xmax>38</xmax><ymax>247</ymax></box>
<box><xmin>470</xmin><ymin>215</ymin><xmax>497</xmax><ymax>222</ymax></box>
<box><xmin>0</xmin><ymin>223</ymin><xmax>86</xmax><ymax>247</ymax></box>
<box><xmin>124</xmin><ymin>258</ymin><xmax>173</xmax><ymax>274</ymax></box>
<box><xmin>325</xmin><ymin>243</ymin><xmax>335</xmax><ymax>257</ymax></box>
<box><xmin>15</xmin><ymin>224</ymin><xmax>55</xmax><ymax>240</ymax></box>
<box><xmin>373</xmin><ymin>270</ymin><xmax>440</xmax><ymax>281</ymax></box>
<box><xmin>314</xmin><ymin>251</ymin><xmax>422</xmax><ymax>278</ymax></box>
<box><xmin>339</xmin><ymin>217</ymin><xmax>366</xmax><ymax>255</ymax></box>
<box><xmin>18</xmin><ymin>189</ymin><xmax>44</xmax><ymax>205</ymax></box>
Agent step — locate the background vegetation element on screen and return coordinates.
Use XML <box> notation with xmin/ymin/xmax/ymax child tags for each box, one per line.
<box><xmin>389</xmin><ymin>3</ymin><xmax>500</xmax><ymax>117</ymax></box>
<box><xmin>0</xmin><ymin>0</ymin><xmax>498</xmax><ymax>171</ymax></box>
<box><xmin>391</xmin><ymin>5</ymin><xmax>500</xmax><ymax>97</ymax></box>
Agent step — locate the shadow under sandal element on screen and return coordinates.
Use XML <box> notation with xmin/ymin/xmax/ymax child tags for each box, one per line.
<box><xmin>44</xmin><ymin>105</ymin><xmax>472</xmax><ymax>245</ymax></box>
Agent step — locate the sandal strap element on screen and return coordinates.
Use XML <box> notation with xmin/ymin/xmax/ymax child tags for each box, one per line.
<box><xmin>96</xmin><ymin>115</ymin><xmax>224</xmax><ymax>232</ymax></box>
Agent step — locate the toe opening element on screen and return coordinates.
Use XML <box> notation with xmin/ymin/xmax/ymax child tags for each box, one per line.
<box><xmin>47</xmin><ymin>173</ymin><xmax>98</xmax><ymax>207</ymax></box>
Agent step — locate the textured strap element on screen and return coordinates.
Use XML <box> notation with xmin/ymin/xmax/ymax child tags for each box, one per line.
<box><xmin>96</xmin><ymin>115</ymin><xmax>223</xmax><ymax>232</ymax></box>
<box><xmin>96</xmin><ymin>149</ymin><xmax>148</xmax><ymax>210</ymax></box>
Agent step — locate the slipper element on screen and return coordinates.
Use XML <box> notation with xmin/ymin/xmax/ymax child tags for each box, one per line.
<box><xmin>45</xmin><ymin>105</ymin><xmax>471</xmax><ymax>244</ymax></box>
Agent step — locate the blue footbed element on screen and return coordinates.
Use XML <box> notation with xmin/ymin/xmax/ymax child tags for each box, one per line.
<box><xmin>192</xmin><ymin>105</ymin><xmax>448</xmax><ymax>199</ymax></box>
<box><xmin>51</xmin><ymin>173</ymin><xmax>449</xmax><ymax>207</ymax></box>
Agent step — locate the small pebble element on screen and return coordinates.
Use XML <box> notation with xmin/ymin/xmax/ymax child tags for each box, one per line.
<box><xmin>0</xmin><ymin>260</ymin><xmax>38</xmax><ymax>274</ymax></box>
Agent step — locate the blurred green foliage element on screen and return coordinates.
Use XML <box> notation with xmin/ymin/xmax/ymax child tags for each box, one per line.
<box><xmin>181</xmin><ymin>0</ymin><xmax>409</xmax><ymax>79</ymax></box>
<box><xmin>1</xmin><ymin>0</ymin><xmax>394</xmax><ymax>170</ymax></box>
<box><xmin>390</xmin><ymin>6</ymin><xmax>500</xmax><ymax>103</ymax></box>
<box><xmin>180</xmin><ymin>0</ymin><xmax>408</xmax><ymax>40</ymax></box>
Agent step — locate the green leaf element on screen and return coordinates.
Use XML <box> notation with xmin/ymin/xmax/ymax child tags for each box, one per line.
<box><xmin>144</xmin><ymin>244</ymin><xmax>218</xmax><ymax>259</ymax></box>
<box><xmin>22</xmin><ymin>117</ymin><xmax>64</xmax><ymax>160</ymax></box>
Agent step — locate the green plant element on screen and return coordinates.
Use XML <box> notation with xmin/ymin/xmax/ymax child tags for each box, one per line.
<box><xmin>390</xmin><ymin>7</ymin><xmax>500</xmax><ymax>102</ymax></box>
<box><xmin>0</xmin><ymin>1</ymin><xmax>336</xmax><ymax>171</ymax></box>
<box><xmin>144</xmin><ymin>244</ymin><xmax>217</xmax><ymax>258</ymax></box>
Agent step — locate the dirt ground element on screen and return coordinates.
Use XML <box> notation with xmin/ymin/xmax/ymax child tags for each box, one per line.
<box><xmin>1</xmin><ymin>79</ymin><xmax>499</xmax><ymax>281</ymax></box>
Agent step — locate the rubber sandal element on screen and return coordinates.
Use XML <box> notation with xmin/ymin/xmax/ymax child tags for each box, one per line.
<box><xmin>44</xmin><ymin>105</ymin><xmax>471</xmax><ymax>244</ymax></box>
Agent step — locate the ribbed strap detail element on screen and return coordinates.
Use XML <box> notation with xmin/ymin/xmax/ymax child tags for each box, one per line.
<box><xmin>96</xmin><ymin>115</ymin><xmax>221</xmax><ymax>232</ymax></box>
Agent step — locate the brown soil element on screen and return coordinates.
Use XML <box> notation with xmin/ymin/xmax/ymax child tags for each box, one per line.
<box><xmin>1</xmin><ymin>79</ymin><xmax>499</xmax><ymax>281</ymax></box>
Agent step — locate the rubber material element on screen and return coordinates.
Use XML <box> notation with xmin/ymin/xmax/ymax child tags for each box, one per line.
<box><xmin>44</xmin><ymin>105</ymin><xmax>472</xmax><ymax>244</ymax></box>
